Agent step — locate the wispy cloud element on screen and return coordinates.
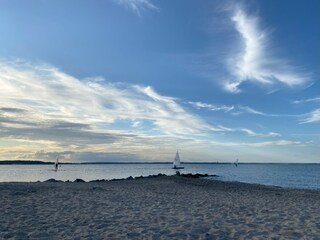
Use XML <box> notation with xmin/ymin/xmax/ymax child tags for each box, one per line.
<box><xmin>300</xmin><ymin>109</ymin><xmax>320</xmax><ymax>123</ymax></box>
<box><xmin>114</xmin><ymin>0</ymin><xmax>159</xmax><ymax>16</ymax></box>
<box><xmin>216</xmin><ymin>125</ymin><xmax>280</xmax><ymax>138</ymax></box>
<box><xmin>249</xmin><ymin>140</ymin><xmax>301</xmax><ymax>147</ymax></box>
<box><xmin>208</xmin><ymin>139</ymin><xmax>301</xmax><ymax>147</ymax></box>
<box><xmin>224</xmin><ymin>7</ymin><xmax>311</xmax><ymax>93</ymax></box>
<box><xmin>292</xmin><ymin>96</ymin><xmax>320</xmax><ymax>104</ymax></box>
<box><xmin>0</xmin><ymin>60</ymin><xmax>216</xmax><ymax>140</ymax></box>
<box><xmin>229</xmin><ymin>105</ymin><xmax>318</xmax><ymax>125</ymax></box>
<box><xmin>188</xmin><ymin>101</ymin><xmax>295</xmax><ymax>118</ymax></box>
<box><xmin>0</xmin><ymin>60</ymin><xmax>287</xmax><ymax>160</ymax></box>
<box><xmin>292</xmin><ymin>96</ymin><xmax>320</xmax><ymax>123</ymax></box>
<box><xmin>239</xmin><ymin>128</ymin><xmax>280</xmax><ymax>138</ymax></box>
<box><xmin>242</xmin><ymin>105</ymin><xmax>267</xmax><ymax>115</ymax></box>
<box><xmin>1</xmin><ymin>59</ymin><xmax>223</xmax><ymax>160</ymax></box>
<box><xmin>188</xmin><ymin>101</ymin><xmax>234</xmax><ymax>112</ymax></box>
<box><xmin>236</xmin><ymin>106</ymin><xmax>297</xmax><ymax>118</ymax></box>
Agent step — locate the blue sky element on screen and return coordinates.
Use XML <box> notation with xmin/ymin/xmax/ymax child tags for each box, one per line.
<box><xmin>0</xmin><ymin>0</ymin><xmax>319</xmax><ymax>162</ymax></box>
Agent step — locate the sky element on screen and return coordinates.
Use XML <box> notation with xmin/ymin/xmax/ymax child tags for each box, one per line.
<box><xmin>0</xmin><ymin>0</ymin><xmax>319</xmax><ymax>163</ymax></box>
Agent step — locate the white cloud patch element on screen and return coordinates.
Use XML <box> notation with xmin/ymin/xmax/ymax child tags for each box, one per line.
<box><xmin>189</xmin><ymin>99</ymin><xmax>319</xmax><ymax>128</ymax></box>
<box><xmin>216</xmin><ymin>126</ymin><xmax>280</xmax><ymax>138</ymax></box>
<box><xmin>188</xmin><ymin>101</ymin><xmax>295</xmax><ymax>118</ymax></box>
<box><xmin>0</xmin><ymin>60</ymin><xmax>292</xmax><ymax>161</ymax></box>
<box><xmin>208</xmin><ymin>139</ymin><xmax>301</xmax><ymax>147</ymax></box>
<box><xmin>188</xmin><ymin>101</ymin><xmax>234</xmax><ymax>112</ymax></box>
<box><xmin>249</xmin><ymin>140</ymin><xmax>301</xmax><ymax>147</ymax></box>
<box><xmin>300</xmin><ymin>109</ymin><xmax>320</xmax><ymax>123</ymax></box>
<box><xmin>224</xmin><ymin>7</ymin><xmax>311</xmax><ymax>93</ymax></box>
<box><xmin>236</xmin><ymin>106</ymin><xmax>297</xmax><ymax>118</ymax></box>
<box><xmin>237</xmin><ymin>106</ymin><xmax>265</xmax><ymax>115</ymax></box>
<box><xmin>293</xmin><ymin>96</ymin><xmax>320</xmax><ymax>104</ymax></box>
<box><xmin>114</xmin><ymin>0</ymin><xmax>158</xmax><ymax>16</ymax></box>
<box><xmin>0</xmin><ymin>60</ymin><xmax>218</xmax><ymax>139</ymax></box>
<box><xmin>239</xmin><ymin>128</ymin><xmax>280</xmax><ymax>138</ymax></box>
<box><xmin>1</xmin><ymin>60</ymin><xmax>224</xmax><ymax>161</ymax></box>
<box><xmin>291</xmin><ymin>96</ymin><xmax>320</xmax><ymax>123</ymax></box>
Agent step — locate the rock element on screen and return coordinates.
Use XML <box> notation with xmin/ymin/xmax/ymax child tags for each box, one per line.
<box><xmin>145</xmin><ymin>174</ymin><xmax>159</xmax><ymax>178</ymax></box>
<box><xmin>110</xmin><ymin>178</ymin><xmax>124</xmax><ymax>181</ymax></box>
<box><xmin>180</xmin><ymin>173</ymin><xmax>213</xmax><ymax>178</ymax></box>
<box><xmin>74</xmin><ymin>178</ymin><xmax>86</xmax><ymax>182</ymax></box>
<box><xmin>90</xmin><ymin>179</ymin><xmax>107</xmax><ymax>182</ymax></box>
<box><xmin>157</xmin><ymin>173</ymin><xmax>166</xmax><ymax>177</ymax></box>
<box><xmin>44</xmin><ymin>178</ymin><xmax>62</xmax><ymax>182</ymax></box>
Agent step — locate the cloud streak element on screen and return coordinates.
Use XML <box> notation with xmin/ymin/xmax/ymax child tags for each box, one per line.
<box><xmin>293</xmin><ymin>96</ymin><xmax>320</xmax><ymax>104</ymax></box>
<box><xmin>188</xmin><ymin>101</ymin><xmax>234</xmax><ymax>112</ymax></box>
<box><xmin>235</xmin><ymin>106</ymin><xmax>297</xmax><ymax>118</ymax></box>
<box><xmin>209</xmin><ymin>139</ymin><xmax>301</xmax><ymax>148</ymax></box>
<box><xmin>290</xmin><ymin>96</ymin><xmax>320</xmax><ymax>123</ymax></box>
<box><xmin>114</xmin><ymin>0</ymin><xmax>158</xmax><ymax>16</ymax></box>
<box><xmin>224</xmin><ymin>7</ymin><xmax>311</xmax><ymax>93</ymax></box>
<box><xmin>239</xmin><ymin>128</ymin><xmax>280</xmax><ymax>138</ymax></box>
<box><xmin>300</xmin><ymin>109</ymin><xmax>320</xmax><ymax>123</ymax></box>
<box><xmin>188</xmin><ymin>101</ymin><xmax>296</xmax><ymax>118</ymax></box>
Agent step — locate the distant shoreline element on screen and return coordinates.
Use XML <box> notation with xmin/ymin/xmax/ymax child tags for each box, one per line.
<box><xmin>0</xmin><ymin>160</ymin><xmax>318</xmax><ymax>165</ymax></box>
<box><xmin>0</xmin><ymin>160</ymin><xmax>221</xmax><ymax>165</ymax></box>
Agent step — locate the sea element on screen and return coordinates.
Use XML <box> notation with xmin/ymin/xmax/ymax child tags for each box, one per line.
<box><xmin>0</xmin><ymin>163</ymin><xmax>319</xmax><ymax>190</ymax></box>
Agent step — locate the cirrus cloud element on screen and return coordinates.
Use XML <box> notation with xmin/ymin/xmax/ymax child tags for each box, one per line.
<box><xmin>0</xmin><ymin>59</ymin><xmax>218</xmax><ymax>140</ymax></box>
<box><xmin>114</xmin><ymin>0</ymin><xmax>159</xmax><ymax>16</ymax></box>
<box><xmin>0</xmin><ymin>59</ymin><xmax>296</xmax><ymax>161</ymax></box>
<box><xmin>300</xmin><ymin>109</ymin><xmax>320</xmax><ymax>123</ymax></box>
<box><xmin>224</xmin><ymin>7</ymin><xmax>311</xmax><ymax>93</ymax></box>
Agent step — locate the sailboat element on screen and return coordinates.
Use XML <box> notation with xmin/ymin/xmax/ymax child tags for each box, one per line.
<box><xmin>234</xmin><ymin>159</ymin><xmax>239</xmax><ymax>167</ymax></box>
<box><xmin>172</xmin><ymin>151</ymin><xmax>184</xmax><ymax>169</ymax></box>
<box><xmin>54</xmin><ymin>156</ymin><xmax>59</xmax><ymax>171</ymax></box>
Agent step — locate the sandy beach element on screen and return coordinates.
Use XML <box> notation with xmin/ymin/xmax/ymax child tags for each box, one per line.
<box><xmin>1</xmin><ymin>176</ymin><xmax>319</xmax><ymax>239</ymax></box>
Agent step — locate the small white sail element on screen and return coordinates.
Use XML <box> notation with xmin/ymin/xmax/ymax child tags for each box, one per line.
<box><xmin>54</xmin><ymin>156</ymin><xmax>59</xmax><ymax>171</ymax></box>
<box><xmin>173</xmin><ymin>151</ymin><xmax>184</xmax><ymax>169</ymax></box>
<box><xmin>234</xmin><ymin>159</ymin><xmax>239</xmax><ymax>167</ymax></box>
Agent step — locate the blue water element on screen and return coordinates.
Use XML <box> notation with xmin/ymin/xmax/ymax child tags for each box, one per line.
<box><xmin>0</xmin><ymin>163</ymin><xmax>319</xmax><ymax>190</ymax></box>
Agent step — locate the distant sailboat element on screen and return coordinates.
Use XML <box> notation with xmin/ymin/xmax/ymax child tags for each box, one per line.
<box><xmin>54</xmin><ymin>156</ymin><xmax>59</xmax><ymax>171</ymax></box>
<box><xmin>234</xmin><ymin>159</ymin><xmax>239</xmax><ymax>167</ymax></box>
<box><xmin>173</xmin><ymin>151</ymin><xmax>184</xmax><ymax>169</ymax></box>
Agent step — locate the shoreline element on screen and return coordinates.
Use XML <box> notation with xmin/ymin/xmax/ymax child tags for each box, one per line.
<box><xmin>1</xmin><ymin>160</ymin><xmax>319</xmax><ymax>165</ymax></box>
<box><xmin>1</xmin><ymin>172</ymin><xmax>319</xmax><ymax>192</ymax></box>
<box><xmin>1</xmin><ymin>164</ymin><xmax>319</xmax><ymax>190</ymax></box>
<box><xmin>1</xmin><ymin>176</ymin><xmax>320</xmax><ymax>239</ymax></box>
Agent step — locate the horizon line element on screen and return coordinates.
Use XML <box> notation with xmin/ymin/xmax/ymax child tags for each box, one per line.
<box><xmin>0</xmin><ymin>160</ymin><xmax>319</xmax><ymax>165</ymax></box>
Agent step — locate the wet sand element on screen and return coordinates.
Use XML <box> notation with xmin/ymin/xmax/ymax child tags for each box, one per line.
<box><xmin>0</xmin><ymin>176</ymin><xmax>319</xmax><ymax>239</ymax></box>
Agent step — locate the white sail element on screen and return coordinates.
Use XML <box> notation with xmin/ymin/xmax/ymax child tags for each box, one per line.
<box><xmin>54</xmin><ymin>156</ymin><xmax>59</xmax><ymax>171</ymax></box>
<box><xmin>173</xmin><ymin>151</ymin><xmax>183</xmax><ymax>169</ymax></box>
<box><xmin>173</xmin><ymin>151</ymin><xmax>180</xmax><ymax>168</ymax></box>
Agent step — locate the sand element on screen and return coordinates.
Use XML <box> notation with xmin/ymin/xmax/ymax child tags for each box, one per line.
<box><xmin>0</xmin><ymin>176</ymin><xmax>319</xmax><ymax>239</ymax></box>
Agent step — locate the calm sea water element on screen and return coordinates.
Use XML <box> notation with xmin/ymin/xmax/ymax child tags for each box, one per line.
<box><xmin>0</xmin><ymin>163</ymin><xmax>319</xmax><ymax>190</ymax></box>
